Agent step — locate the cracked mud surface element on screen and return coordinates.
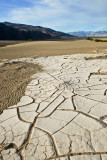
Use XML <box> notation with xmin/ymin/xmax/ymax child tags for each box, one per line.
<box><xmin>0</xmin><ymin>53</ymin><xmax>107</xmax><ymax>160</ymax></box>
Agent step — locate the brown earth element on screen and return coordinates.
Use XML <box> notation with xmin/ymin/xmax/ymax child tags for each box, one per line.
<box><xmin>0</xmin><ymin>40</ymin><xmax>107</xmax><ymax>60</ymax></box>
<box><xmin>0</xmin><ymin>40</ymin><xmax>26</xmax><ymax>47</ymax></box>
<box><xmin>0</xmin><ymin>62</ymin><xmax>42</xmax><ymax>113</ymax></box>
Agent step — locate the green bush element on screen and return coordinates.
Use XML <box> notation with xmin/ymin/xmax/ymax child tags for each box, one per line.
<box><xmin>0</xmin><ymin>45</ymin><xmax>6</xmax><ymax>47</ymax></box>
<box><xmin>28</xmin><ymin>38</ymin><xmax>32</xmax><ymax>42</ymax></box>
<box><xmin>94</xmin><ymin>39</ymin><xmax>107</xmax><ymax>42</ymax></box>
<box><xmin>95</xmin><ymin>39</ymin><xmax>101</xmax><ymax>42</ymax></box>
<box><xmin>101</xmin><ymin>40</ymin><xmax>107</xmax><ymax>42</ymax></box>
<box><xmin>86</xmin><ymin>37</ymin><xmax>93</xmax><ymax>41</ymax></box>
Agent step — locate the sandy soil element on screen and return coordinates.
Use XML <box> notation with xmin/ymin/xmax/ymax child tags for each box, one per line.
<box><xmin>0</xmin><ymin>40</ymin><xmax>26</xmax><ymax>47</ymax></box>
<box><xmin>0</xmin><ymin>40</ymin><xmax>107</xmax><ymax>60</ymax></box>
<box><xmin>99</xmin><ymin>38</ymin><xmax>107</xmax><ymax>40</ymax></box>
<box><xmin>0</xmin><ymin>61</ymin><xmax>42</xmax><ymax>113</ymax></box>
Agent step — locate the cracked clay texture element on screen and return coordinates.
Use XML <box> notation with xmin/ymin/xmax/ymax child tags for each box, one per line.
<box><xmin>0</xmin><ymin>53</ymin><xmax>107</xmax><ymax>160</ymax></box>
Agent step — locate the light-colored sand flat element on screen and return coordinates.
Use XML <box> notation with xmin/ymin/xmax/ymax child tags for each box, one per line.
<box><xmin>0</xmin><ymin>53</ymin><xmax>107</xmax><ymax>160</ymax></box>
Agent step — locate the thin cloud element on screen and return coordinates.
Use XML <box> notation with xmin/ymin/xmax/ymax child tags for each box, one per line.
<box><xmin>1</xmin><ymin>0</ymin><xmax>107</xmax><ymax>32</ymax></box>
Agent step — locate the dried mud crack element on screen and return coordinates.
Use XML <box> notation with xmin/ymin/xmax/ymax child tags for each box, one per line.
<box><xmin>0</xmin><ymin>53</ymin><xmax>107</xmax><ymax>160</ymax></box>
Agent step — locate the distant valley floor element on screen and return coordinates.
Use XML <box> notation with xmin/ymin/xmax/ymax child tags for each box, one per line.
<box><xmin>0</xmin><ymin>40</ymin><xmax>107</xmax><ymax>60</ymax></box>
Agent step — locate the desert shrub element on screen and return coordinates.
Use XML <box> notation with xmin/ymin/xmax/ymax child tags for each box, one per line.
<box><xmin>94</xmin><ymin>39</ymin><xmax>107</xmax><ymax>42</ymax></box>
<box><xmin>95</xmin><ymin>39</ymin><xmax>101</xmax><ymax>42</ymax></box>
<box><xmin>28</xmin><ymin>38</ymin><xmax>32</xmax><ymax>42</ymax></box>
<box><xmin>86</xmin><ymin>37</ymin><xmax>93</xmax><ymax>41</ymax></box>
<box><xmin>0</xmin><ymin>45</ymin><xmax>6</xmax><ymax>47</ymax></box>
<box><xmin>101</xmin><ymin>40</ymin><xmax>107</xmax><ymax>42</ymax></box>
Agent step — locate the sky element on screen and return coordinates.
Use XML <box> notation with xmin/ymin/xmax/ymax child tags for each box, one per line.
<box><xmin>0</xmin><ymin>0</ymin><xmax>107</xmax><ymax>32</ymax></box>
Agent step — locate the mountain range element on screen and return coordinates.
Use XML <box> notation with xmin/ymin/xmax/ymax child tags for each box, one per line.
<box><xmin>1</xmin><ymin>22</ymin><xmax>106</xmax><ymax>40</ymax></box>
<box><xmin>69</xmin><ymin>31</ymin><xmax>107</xmax><ymax>37</ymax></box>
<box><xmin>0</xmin><ymin>22</ymin><xmax>74</xmax><ymax>40</ymax></box>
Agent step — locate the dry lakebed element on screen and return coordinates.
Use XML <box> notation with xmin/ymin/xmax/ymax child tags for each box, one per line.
<box><xmin>0</xmin><ymin>52</ymin><xmax>107</xmax><ymax>160</ymax></box>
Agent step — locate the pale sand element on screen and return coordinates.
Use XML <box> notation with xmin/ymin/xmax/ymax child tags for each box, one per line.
<box><xmin>0</xmin><ymin>54</ymin><xmax>107</xmax><ymax>159</ymax></box>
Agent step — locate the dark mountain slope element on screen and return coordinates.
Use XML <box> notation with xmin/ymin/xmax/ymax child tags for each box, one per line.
<box><xmin>0</xmin><ymin>22</ymin><xmax>73</xmax><ymax>40</ymax></box>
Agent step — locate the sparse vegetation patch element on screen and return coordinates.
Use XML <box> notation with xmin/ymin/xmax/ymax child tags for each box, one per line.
<box><xmin>95</xmin><ymin>39</ymin><xmax>107</xmax><ymax>42</ymax></box>
<box><xmin>85</xmin><ymin>55</ymin><xmax>107</xmax><ymax>60</ymax></box>
<box><xmin>86</xmin><ymin>37</ymin><xmax>93</xmax><ymax>41</ymax></box>
<box><xmin>86</xmin><ymin>37</ymin><xmax>107</xmax><ymax>42</ymax></box>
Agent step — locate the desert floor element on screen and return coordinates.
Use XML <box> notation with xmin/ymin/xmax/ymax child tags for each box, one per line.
<box><xmin>0</xmin><ymin>40</ymin><xmax>107</xmax><ymax>112</ymax></box>
<box><xmin>0</xmin><ymin>40</ymin><xmax>107</xmax><ymax>60</ymax></box>
<box><xmin>0</xmin><ymin>40</ymin><xmax>107</xmax><ymax>159</ymax></box>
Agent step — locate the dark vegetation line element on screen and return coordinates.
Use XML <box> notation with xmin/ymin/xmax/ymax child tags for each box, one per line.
<box><xmin>86</xmin><ymin>37</ymin><xmax>107</xmax><ymax>42</ymax></box>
